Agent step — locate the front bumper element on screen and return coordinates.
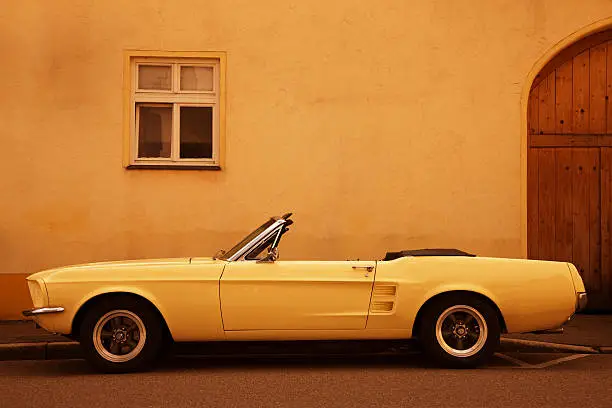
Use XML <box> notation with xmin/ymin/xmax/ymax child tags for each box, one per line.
<box><xmin>22</xmin><ymin>307</ymin><xmax>65</xmax><ymax>317</ymax></box>
<box><xmin>576</xmin><ymin>292</ymin><xmax>588</xmax><ymax>312</ymax></box>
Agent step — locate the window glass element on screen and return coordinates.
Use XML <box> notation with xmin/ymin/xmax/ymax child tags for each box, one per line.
<box><xmin>180</xmin><ymin>66</ymin><xmax>214</xmax><ymax>91</ymax></box>
<box><xmin>245</xmin><ymin>234</ymin><xmax>277</xmax><ymax>260</ymax></box>
<box><xmin>130</xmin><ymin>56</ymin><xmax>222</xmax><ymax>167</ymax></box>
<box><xmin>138</xmin><ymin>65</ymin><xmax>172</xmax><ymax>90</ymax></box>
<box><xmin>137</xmin><ymin>105</ymin><xmax>172</xmax><ymax>158</ymax></box>
<box><xmin>180</xmin><ymin>107</ymin><xmax>213</xmax><ymax>158</ymax></box>
<box><xmin>222</xmin><ymin>219</ymin><xmax>277</xmax><ymax>260</ymax></box>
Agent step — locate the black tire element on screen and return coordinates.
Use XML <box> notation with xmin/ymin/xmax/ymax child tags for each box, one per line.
<box><xmin>418</xmin><ymin>294</ymin><xmax>501</xmax><ymax>368</ymax></box>
<box><xmin>78</xmin><ymin>296</ymin><xmax>164</xmax><ymax>373</ymax></box>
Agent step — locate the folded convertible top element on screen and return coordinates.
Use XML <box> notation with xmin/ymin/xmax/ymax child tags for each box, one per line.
<box><xmin>383</xmin><ymin>248</ymin><xmax>476</xmax><ymax>261</ymax></box>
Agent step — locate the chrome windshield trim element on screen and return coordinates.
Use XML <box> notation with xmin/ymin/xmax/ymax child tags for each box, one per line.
<box><xmin>227</xmin><ymin>218</ymin><xmax>287</xmax><ymax>262</ymax></box>
<box><xmin>22</xmin><ymin>307</ymin><xmax>65</xmax><ymax>317</ymax></box>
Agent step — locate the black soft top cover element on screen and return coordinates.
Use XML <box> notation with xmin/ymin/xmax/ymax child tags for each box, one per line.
<box><xmin>383</xmin><ymin>248</ymin><xmax>476</xmax><ymax>261</ymax></box>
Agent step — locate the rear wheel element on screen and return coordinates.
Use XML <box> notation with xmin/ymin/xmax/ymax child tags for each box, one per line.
<box><xmin>418</xmin><ymin>294</ymin><xmax>500</xmax><ymax>368</ymax></box>
<box><xmin>79</xmin><ymin>297</ymin><xmax>164</xmax><ymax>373</ymax></box>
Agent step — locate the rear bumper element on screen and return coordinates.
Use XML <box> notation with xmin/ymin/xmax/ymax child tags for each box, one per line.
<box><xmin>22</xmin><ymin>307</ymin><xmax>65</xmax><ymax>317</ymax></box>
<box><xmin>576</xmin><ymin>292</ymin><xmax>588</xmax><ymax>312</ymax></box>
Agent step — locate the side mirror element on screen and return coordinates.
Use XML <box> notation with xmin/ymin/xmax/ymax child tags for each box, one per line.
<box><xmin>213</xmin><ymin>249</ymin><xmax>226</xmax><ymax>260</ymax></box>
<box><xmin>257</xmin><ymin>247</ymin><xmax>278</xmax><ymax>263</ymax></box>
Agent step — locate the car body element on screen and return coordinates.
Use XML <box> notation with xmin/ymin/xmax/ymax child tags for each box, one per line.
<box><xmin>23</xmin><ymin>213</ymin><xmax>588</xmax><ymax>372</ymax></box>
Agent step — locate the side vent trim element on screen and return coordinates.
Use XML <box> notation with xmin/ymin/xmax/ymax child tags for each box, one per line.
<box><xmin>373</xmin><ymin>285</ymin><xmax>396</xmax><ymax>297</ymax></box>
<box><xmin>370</xmin><ymin>284</ymin><xmax>398</xmax><ymax>314</ymax></box>
<box><xmin>371</xmin><ymin>301</ymin><xmax>394</xmax><ymax>312</ymax></box>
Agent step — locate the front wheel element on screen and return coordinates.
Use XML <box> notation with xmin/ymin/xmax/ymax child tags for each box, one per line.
<box><xmin>79</xmin><ymin>297</ymin><xmax>164</xmax><ymax>373</ymax></box>
<box><xmin>418</xmin><ymin>295</ymin><xmax>501</xmax><ymax>368</ymax></box>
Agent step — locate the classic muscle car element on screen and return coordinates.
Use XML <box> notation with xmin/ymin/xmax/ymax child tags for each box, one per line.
<box><xmin>23</xmin><ymin>213</ymin><xmax>588</xmax><ymax>372</ymax></box>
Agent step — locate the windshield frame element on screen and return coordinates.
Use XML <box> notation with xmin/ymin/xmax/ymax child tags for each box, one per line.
<box><xmin>219</xmin><ymin>217</ymin><xmax>285</xmax><ymax>261</ymax></box>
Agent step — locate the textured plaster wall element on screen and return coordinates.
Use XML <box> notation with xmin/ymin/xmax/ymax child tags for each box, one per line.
<box><xmin>1</xmin><ymin>1</ymin><xmax>612</xmax><ymax>277</ymax></box>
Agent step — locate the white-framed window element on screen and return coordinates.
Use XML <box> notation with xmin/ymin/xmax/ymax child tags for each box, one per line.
<box><xmin>128</xmin><ymin>56</ymin><xmax>221</xmax><ymax>168</ymax></box>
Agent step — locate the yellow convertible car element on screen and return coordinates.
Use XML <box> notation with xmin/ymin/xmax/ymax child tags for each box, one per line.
<box><xmin>23</xmin><ymin>213</ymin><xmax>587</xmax><ymax>372</ymax></box>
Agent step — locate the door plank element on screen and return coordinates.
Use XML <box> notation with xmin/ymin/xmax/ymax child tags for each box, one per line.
<box><xmin>602</xmin><ymin>148</ymin><xmax>612</xmax><ymax>296</ymax></box>
<box><xmin>588</xmin><ymin>150</ymin><xmax>602</xmax><ymax>292</ymax></box>
<box><xmin>556</xmin><ymin>60</ymin><xmax>574</xmax><ymax>134</ymax></box>
<box><xmin>572</xmin><ymin>149</ymin><xmax>594</xmax><ymax>290</ymax></box>
<box><xmin>607</xmin><ymin>41</ymin><xmax>612</xmax><ymax>134</ymax></box>
<box><xmin>538</xmin><ymin>149</ymin><xmax>557</xmax><ymax>260</ymax></box>
<box><xmin>528</xmin><ymin>86</ymin><xmax>539</xmax><ymax>135</ymax></box>
<box><xmin>539</xmin><ymin>72</ymin><xmax>556</xmax><ymax>134</ymax></box>
<box><xmin>555</xmin><ymin>149</ymin><xmax>573</xmax><ymax>262</ymax></box>
<box><xmin>527</xmin><ymin>148</ymin><xmax>540</xmax><ymax>259</ymax></box>
<box><xmin>529</xmin><ymin>134</ymin><xmax>612</xmax><ymax>147</ymax></box>
<box><xmin>574</xmin><ymin>50</ymin><xmax>591</xmax><ymax>133</ymax></box>
<box><xmin>590</xmin><ymin>43</ymin><xmax>607</xmax><ymax>134</ymax></box>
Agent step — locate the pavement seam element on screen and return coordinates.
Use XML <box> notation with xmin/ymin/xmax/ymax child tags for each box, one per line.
<box><xmin>500</xmin><ymin>338</ymin><xmax>600</xmax><ymax>354</ymax></box>
<box><xmin>494</xmin><ymin>353</ymin><xmax>593</xmax><ymax>369</ymax></box>
<box><xmin>532</xmin><ymin>354</ymin><xmax>591</xmax><ymax>368</ymax></box>
<box><xmin>493</xmin><ymin>352</ymin><xmax>531</xmax><ymax>367</ymax></box>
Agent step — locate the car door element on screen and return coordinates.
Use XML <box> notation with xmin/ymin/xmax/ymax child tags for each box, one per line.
<box><xmin>220</xmin><ymin>260</ymin><xmax>376</xmax><ymax>331</ymax></box>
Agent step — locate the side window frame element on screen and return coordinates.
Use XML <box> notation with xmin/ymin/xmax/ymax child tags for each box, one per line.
<box><xmin>244</xmin><ymin>227</ymin><xmax>284</xmax><ymax>261</ymax></box>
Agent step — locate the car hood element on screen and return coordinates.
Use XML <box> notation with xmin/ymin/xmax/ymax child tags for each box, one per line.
<box><xmin>27</xmin><ymin>257</ymin><xmax>203</xmax><ymax>281</ymax></box>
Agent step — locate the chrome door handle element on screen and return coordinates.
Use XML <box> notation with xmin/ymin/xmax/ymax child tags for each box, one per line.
<box><xmin>353</xmin><ymin>265</ymin><xmax>374</xmax><ymax>277</ymax></box>
<box><xmin>352</xmin><ymin>266</ymin><xmax>374</xmax><ymax>272</ymax></box>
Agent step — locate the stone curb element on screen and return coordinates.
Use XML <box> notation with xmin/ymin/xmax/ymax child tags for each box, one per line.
<box><xmin>0</xmin><ymin>339</ymin><xmax>608</xmax><ymax>361</ymax></box>
<box><xmin>0</xmin><ymin>341</ymin><xmax>81</xmax><ymax>361</ymax></box>
<box><xmin>47</xmin><ymin>342</ymin><xmax>83</xmax><ymax>360</ymax></box>
<box><xmin>499</xmin><ymin>338</ymin><xmax>600</xmax><ymax>354</ymax></box>
<box><xmin>0</xmin><ymin>342</ymin><xmax>46</xmax><ymax>361</ymax></box>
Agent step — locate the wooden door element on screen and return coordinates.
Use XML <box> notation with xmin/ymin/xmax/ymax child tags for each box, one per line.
<box><xmin>528</xmin><ymin>30</ymin><xmax>612</xmax><ymax>310</ymax></box>
<box><xmin>602</xmin><ymin>148</ymin><xmax>612</xmax><ymax>306</ymax></box>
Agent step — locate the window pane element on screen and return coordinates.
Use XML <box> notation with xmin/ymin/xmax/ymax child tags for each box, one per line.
<box><xmin>180</xmin><ymin>107</ymin><xmax>213</xmax><ymax>159</ymax></box>
<box><xmin>137</xmin><ymin>105</ymin><xmax>172</xmax><ymax>158</ymax></box>
<box><xmin>180</xmin><ymin>66</ymin><xmax>214</xmax><ymax>91</ymax></box>
<box><xmin>138</xmin><ymin>65</ymin><xmax>171</xmax><ymax>90</ymax></box>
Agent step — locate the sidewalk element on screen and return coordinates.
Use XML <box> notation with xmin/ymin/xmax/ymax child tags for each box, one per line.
<box><xmin>0</xmin><ymin>320</ymin><xmax>77</xmax><ymax>361</ymax></box>
<box><xmin>1</xmin><ymin>314</ymin><xmax>611</xmax><ymax>361</ymax></box>
<box><xmin>0</xmin><ymin>320</ymin><xmax>70</xmax><ymax>344</ymax></box>
<box><xmin>504</xmin><ymin>313</ymin><xmax>612</xmax><ymax>348</ymax></box>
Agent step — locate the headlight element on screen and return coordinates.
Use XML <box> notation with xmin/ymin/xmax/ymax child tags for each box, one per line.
<box><xmin>27</xmin><ymin>279</ymin><xmax>48</xmax><ymax>308</ymax></box>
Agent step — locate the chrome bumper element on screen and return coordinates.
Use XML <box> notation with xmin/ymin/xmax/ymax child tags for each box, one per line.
<box><xmin>576</xmin><ymin>292</ymin><xmax>588</xmax><ymax>312</ymax></box>
<box><xmin>22</xmin><ymin>307</ymin><xmax>64</xmax><ymax>317</ymax></box>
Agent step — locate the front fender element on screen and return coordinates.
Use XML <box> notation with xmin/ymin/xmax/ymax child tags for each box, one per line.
<box><xmin>35</xmin><ymin>284</ymin><xmax>169</xmax><ymax>335</ymax></box>
<box><xmin>69</xmin><ymin>286</ymin><xmax>170</xmax><ymax>333</ymax></box>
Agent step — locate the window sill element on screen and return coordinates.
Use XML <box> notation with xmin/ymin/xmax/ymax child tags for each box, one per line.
<box><xmin>126</xmin><ymin>164</ymin><xmax>221</xmax><ymax>170</ymax></box>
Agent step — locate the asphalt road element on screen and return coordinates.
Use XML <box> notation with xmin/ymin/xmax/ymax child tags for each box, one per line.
<box><xmin>1</xmin><ymin>353</ymin><xmax>612</xmax><ymax>408</ymax></box>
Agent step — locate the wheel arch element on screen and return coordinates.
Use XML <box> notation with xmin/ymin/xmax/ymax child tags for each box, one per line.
<box><xmin>411</xmin><ymin>290</ymin><xmax>508</xmax><ymax>338</ymax></box>
<box><xmin>70</xmin><ymin>291</ymin><xmax>173</xmax><ymax>342</ymax></box>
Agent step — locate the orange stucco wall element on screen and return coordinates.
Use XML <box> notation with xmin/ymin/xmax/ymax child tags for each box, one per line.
<box><xmin>0</xmin><ymin>275</ymin><xmax>33</xmax><ymax>320</ymax></box>
<box><xmin>2</xmin><ymin>1</ymin><xmax>612</xmax><ymax>319</ymax></box>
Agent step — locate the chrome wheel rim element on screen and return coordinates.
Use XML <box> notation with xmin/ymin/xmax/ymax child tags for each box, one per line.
<box><xmin>435</xmin><ymin>305</ymin><xmax>487</xmax><ymax>358</ymax></box>
<box><xmin>93</xmin><ymin>310</ymin><xmax>146</xmax><ymax>363</ymax></box>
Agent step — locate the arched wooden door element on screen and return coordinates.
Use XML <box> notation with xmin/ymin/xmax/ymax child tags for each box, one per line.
<box><xmin>528</xmin><ymin>30</ymin><xmax>612</xmax><ymax>310</ymax></box>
